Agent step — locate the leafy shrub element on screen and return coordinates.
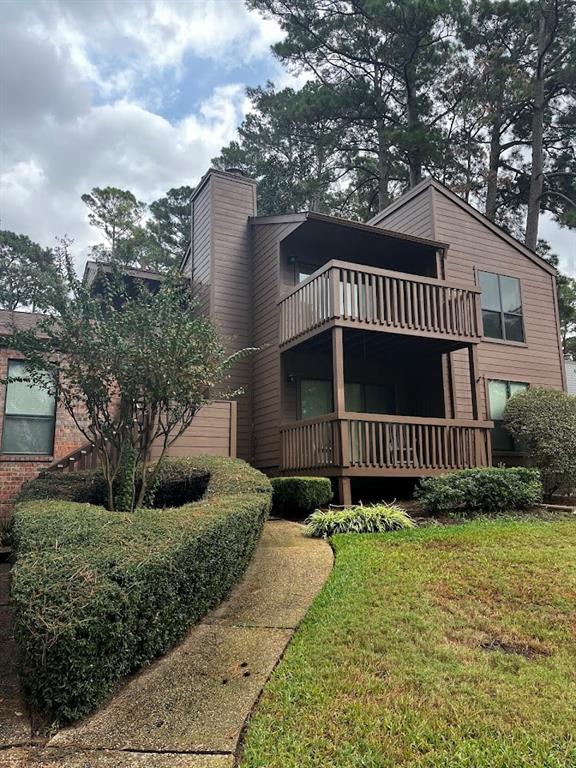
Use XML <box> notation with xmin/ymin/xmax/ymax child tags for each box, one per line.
<box><xmin>415</xmin><ymin>467</ymin><xmax>542</xmax><ymax>516</ymax></box>
<box><xmin>305</xmin><ymin>503</ymin><xmax>415</xmax><ymax>537</ymax></box>
<box><xmin>271</xmin><ymin>477</ymin><xmax>333</xmax><ymax>517</ymax></box>
<box><xmin>18</xmin><ymin>462</ymin><xmax>212</xmax><ymax>509</ymax></box>
<box><xmin>504</xmin><ymin>387</ymin><xmax>576</xmax><ymax>497</ymax></box>
<box><xmin>17</xmin><ymin>469</ymin><xmax>108</xmax><ymax>505</ymax></box>
<box><xmin>11</xmin><ymin>456</ymin><xmax>271</xmax><ymax>723</ymax></box>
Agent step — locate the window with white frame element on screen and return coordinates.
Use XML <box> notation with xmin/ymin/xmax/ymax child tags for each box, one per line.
<box><xmin>2</xmin><ymin>360</ymin><xmax>56</xmax><ymax>454</ymax></box>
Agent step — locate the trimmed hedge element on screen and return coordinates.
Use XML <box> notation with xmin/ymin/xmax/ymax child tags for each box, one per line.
<box><xmin>271</xmin><ymin>476</ymin><xmax>333</xmax><ymax>517</ymax></box>
<box><xmin>17</xmin><ymin>469</ymin><xmax>108</xmax><ymax>505</ymax></box>
<box><xmin>415</xmin><ymin>466</ymin><xmax>542</xmax><ymax>516</ymax></box>
<box><xmin>18</xmin><ymin>462</ymin><xmax>212</xmax><ymax>509</ymax></box>
<box><xmin>11</xmin><ymin>456</ymin><xmax>271</xmax><ymax>723</ymax></box>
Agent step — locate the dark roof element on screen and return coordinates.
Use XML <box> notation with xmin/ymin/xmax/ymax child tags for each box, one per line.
<box><xmin>83</xmin><ymin>260</ymin><xmax>165</xmax><ymax>287</ymax></box>
<box><xmin>250</xmin><ymin>210</ymin><xmax>448</xmax><ymax>251</ymax></box>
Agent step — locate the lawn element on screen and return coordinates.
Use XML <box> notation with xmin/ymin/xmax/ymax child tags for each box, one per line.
<box><xmin>241</xmin><ymin>518</ymin><xmax>576</xmax><ymax>768</ymax></box>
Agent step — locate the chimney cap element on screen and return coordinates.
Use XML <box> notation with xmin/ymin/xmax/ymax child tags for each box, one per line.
<box><xmin>224</xmin><ymin>167</ymin><xmax>245</xmax><ymax>176</ymax></box>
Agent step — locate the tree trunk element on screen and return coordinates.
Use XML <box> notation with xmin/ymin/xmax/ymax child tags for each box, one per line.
<box><xmin>485</xmin><ymin>114</ymin><xmax>503</xmax><ymax>221</ymax></box>
<box><xmin>405</xmin><ymin>69</ymin><xmax>422</xmax><ymax>187</ymax></box>
<box><xmin>525</xmin><ymin>12</ymin><xmax>551</xmax><ymax>250</ymax></box>
<box><xmin>377</xmin><ymin>121</ymin><xmax>391</xmax><ymax>210</ymax></box>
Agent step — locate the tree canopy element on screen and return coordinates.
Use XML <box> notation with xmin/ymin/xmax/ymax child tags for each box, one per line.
<box><xmin>212</xmin><ymin>0</ymin><xmax>575</xmax><ymax>242</ymax></box>
<box><xmin>0</xmin><ymin>230</ymin><xmax>65</xmax><ymax>312</ymax></box>
<box><xmin>82</xmin><ymin>185</ymin><xmax>194</xmax><ymax>271</ymax></box>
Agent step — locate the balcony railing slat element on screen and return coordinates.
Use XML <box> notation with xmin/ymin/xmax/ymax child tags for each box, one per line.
<box><xmin>279</xmin><ymin>262</ymin><xmax>481</xmax><ymax>346</ymax></box>
<box><xmin>280</xmin><ymin>414</ymin><xmax>491</xmax><ymax>473</ymax></box>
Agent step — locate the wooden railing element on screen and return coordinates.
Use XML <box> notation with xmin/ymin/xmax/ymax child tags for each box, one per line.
<box><xmin>280</xmin><ymin>413</ymin><xmax>492</xmax><ymax>473</ymax></box>
<box><xmin>46</xmin><ymin>442</ymin><xmax>100</xmax><ymax>472</ymax></box>
<box><xmin>279</xmin><ymin>260</ymin><xmax>481</xmax><ymax>346</ymax></box>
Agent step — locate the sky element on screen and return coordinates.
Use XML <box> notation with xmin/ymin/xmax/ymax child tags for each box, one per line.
<box><xmin>0</xmin><ymin>0</ymin><xmax>574</xmax><ymax>277</ymax></box>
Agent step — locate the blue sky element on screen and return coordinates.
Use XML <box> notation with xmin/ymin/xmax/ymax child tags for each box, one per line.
<box><xmin>0</xmin><ymin>0</ymin><xmax>573</xmax><ymax>276</ymax></box>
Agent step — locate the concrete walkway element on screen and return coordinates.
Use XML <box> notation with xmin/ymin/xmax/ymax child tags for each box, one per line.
<box><xmin>2</xmin><ymin>521</ymin><xmax>332</xmax><ymax>767</ymax></box>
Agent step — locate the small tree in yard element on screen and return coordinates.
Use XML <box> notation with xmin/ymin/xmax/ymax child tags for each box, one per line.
<box><xmin>504</xmin><ymin>387</ymin><xmax>576</xmax><ymax>498</ymax></box>
<box><xmin>2</xmin><ymin>240</ymin><xmax>251</xmax><ymax>512</ymax></box>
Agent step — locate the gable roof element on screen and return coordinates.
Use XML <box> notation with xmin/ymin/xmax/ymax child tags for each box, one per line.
<box><xmin>369</xmin><ymin>178</ymin><xmax>556</xmax><ymax>276</ymax></box>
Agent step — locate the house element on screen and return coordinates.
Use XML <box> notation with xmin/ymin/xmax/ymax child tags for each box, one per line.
<box><xmin>566</xmin><ymin>357</ymin><xmax>576</xmax><ymax>395</ymax></box>
<box><xmin>0</xmin><ymin>305</ymin><xmax>237</xmax><ymax>518</ymax></box>
<box><xmin>181</xmin><ymin>169</ymin><xmax>566</xmax><ymax>504</ymax></box>
<box><xmin>0</xmin><ymin>168</ymin><xmax>566</xmax><ymax>511</ymax></box>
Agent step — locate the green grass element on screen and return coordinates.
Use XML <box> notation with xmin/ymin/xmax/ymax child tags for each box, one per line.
<box><xmin>241</xmin><ymin>519</ymin><xmax>576</xmax><ymax>768</ymax></box>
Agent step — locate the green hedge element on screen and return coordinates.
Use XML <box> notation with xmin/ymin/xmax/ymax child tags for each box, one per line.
<box><xmin>415</xmin><ymin>467</ymin><xmax>542</xmax><ymax>516</ymax></box>
<box><xmin>11</xmin><ymin>456</ymin><xmax>271</xmax><ymax>723</ymax></box>
<box><xmin>271</xmin><ymin>476</ymin><xmax>333</xmax><ymax>517</ymax></box>
<box><xmin>18</xmin><ymin>461</ymin><xmax>212</xmax><ymax>509</ymax></box>
<box><xmin>17</xmin><ymin>469</ymin><xmax>108</xmax><ymax>505</ymax></box>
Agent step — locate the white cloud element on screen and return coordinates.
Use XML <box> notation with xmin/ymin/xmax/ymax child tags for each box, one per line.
<box><xmin>540</xmin><ymin>213</ymin><xmax>576</xmax><ymax>278</ymax></box>
<box><xmin>0</xmin><ymin>0</ymin><xmax>282</xmax><ymax>270</ymax></box>
<box><xmin>0</xmin><ymin>90</ymin><xmax>249</xmax><ymax>260</ymax></box>
<box><xmin>15</xmin><ymin>0</ymin><xmax>284</xmax><ymax>105</ymax></box>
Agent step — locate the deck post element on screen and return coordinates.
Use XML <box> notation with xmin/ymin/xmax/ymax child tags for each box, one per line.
<box><xmin>338</xmin><ymin>477</ymin><xmax>352</xmax><ymax>506</ymax></box>
<box><xmin>332</xmin><ymin>326</ymin><xmax>345</xmax><ymax>416</ymax></box>
<box><xmin>468</xmin><ymin>344</ymin><xmax>480</xmax><ymax>420</ymax></box>
<box><xmin>468</xmin><ymin>344</ymin><xmax>486</xmax><ymax>466</ymax></box>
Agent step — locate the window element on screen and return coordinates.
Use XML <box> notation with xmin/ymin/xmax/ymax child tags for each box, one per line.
<box><xmin>296</xmin><ymin>262</ymin><xmax>318</xmax><ymax>283</ymax></box>
<box><xmin>479</xmin><ymin>271</ymin><xmax>524</xmax><ymax>342</ymax></box>
<box><xmin>2</xmin><ymin>360</ymin><xmax>56</xmax><ymax>454</ymax></box>
<box><xmin>345</xmin><ymin>382</ymin><xmax>395</xmax><ymax>414</ymax></box>
<box><xmin>488</xmin><ymin>379</ymin><xmax>528</xmax><ymax>452</ymax></box>
<box><xmin>300</xmin><ymin>379</ymin><xmax>333</xmax><ymax>419</ymax></box>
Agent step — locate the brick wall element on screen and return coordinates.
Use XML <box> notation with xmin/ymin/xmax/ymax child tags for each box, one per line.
<box><xmin>0</xmin><ymin>347</ymin><xmax>86</xmax><ymax>519</ymax></box>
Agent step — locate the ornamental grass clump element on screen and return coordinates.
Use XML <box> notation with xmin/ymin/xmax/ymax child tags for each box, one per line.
<box><xmin>304</xmin><ymin>503</ymin><xmax>415</xmax><ymax>537</ymax></box>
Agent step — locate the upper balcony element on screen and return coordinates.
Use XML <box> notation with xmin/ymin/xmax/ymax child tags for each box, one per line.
<box><xmin>279</xmin><ymin>259</ymin><xmax>481</xmax><ymax>349</ymax></box>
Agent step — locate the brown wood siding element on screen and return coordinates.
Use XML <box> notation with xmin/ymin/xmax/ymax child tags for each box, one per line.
<box><xmin>149</xmin><ymin>401</ymin><xmax>236</xmax><ymax>460</ymax></box>
<box><xmin>210</xmin><ymin>173</ymin><xmax>257</xmax><ymax>462</ymax></box>
<box><xmin>375</xmin><ymin>186</ymin><xmax>565</xmax><ymax>422</ymax></box>
<box><xmin>373</xmin><ymin>187</ymin><xmax>435</xmax><ymax>239</ymax></box>
<box><xmin>433</xmin><ymin>192</ymin><xmax>564</xmax><ymax>418</ymax></box>
<box><xmin>379</xmin><ymin>187</ymin><xmax>562</xmax><ymax>418</ymax></box>
<box><xmin>251</xmin><ymin>222</ymin><xmax>300</xmax><ymax>470</ymax></box>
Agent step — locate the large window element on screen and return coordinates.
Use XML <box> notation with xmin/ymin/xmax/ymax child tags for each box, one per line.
<box><xmin>488</xmin><ymin>379</ymin><xmax>528</xmax><ymax>452</ymax></box>
<box><xmin>479</xmin><ymin>271</ymin><xmax>524</xmax><ymax>342</ymax></box>
<box><xmin>300</xmin><ymin>379</ymin><xmax>333</xmax><ymax>419</ymax></box>
<box><xmin>296</xmin><ymin>262</ymin><xmax>318</xmax><ymax>283</ymax></box>
<box><xmin>345</xmin><ymin>382</ymin><xmax>394</xmax><ymax>414</ymax></box>
<box><xmin>2</xmin><ymin>360</ymin><xmax>56</xmax><ymax>454</ymax></box>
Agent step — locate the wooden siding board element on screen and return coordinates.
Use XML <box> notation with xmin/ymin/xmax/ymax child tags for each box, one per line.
<box><xmin>148</xmin><ymin>401</ymin><xmax>235</xmax><ymax>460</ymax></box>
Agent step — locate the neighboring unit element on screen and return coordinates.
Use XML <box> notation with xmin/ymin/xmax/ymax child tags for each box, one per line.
<box><xmin>566</xmin><ymin>357</ymin><xmax>576</xmax><ymax>395</ymax></box>
<box><xmin>183</xmin><ymin>170</ymin><xmax>566</xmax><ymax>504</ymax></box>
<box><xmin>0</xmin><ymin>308</ymin><xmax>237</xmax><ymax>517</ymax></box>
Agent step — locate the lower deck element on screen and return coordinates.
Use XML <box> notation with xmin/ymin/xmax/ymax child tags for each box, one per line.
<box><xmin>276</xmin><ymin>328</ymin><xmax>492</xmax><ymax>503</ymax></box>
